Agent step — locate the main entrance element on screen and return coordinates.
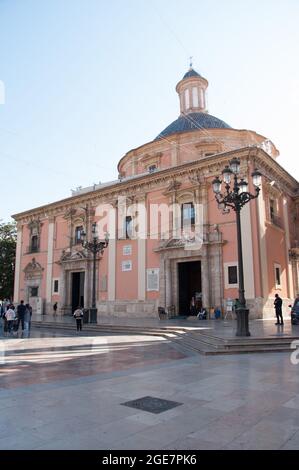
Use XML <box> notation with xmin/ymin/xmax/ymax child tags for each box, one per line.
<box><xmin>71</xmin><ymin>271</ymin><xmax>85</xmax><ymax>313</ymax></box>
<box><xmin>178</xmin><ymin>261</ymin><xmax>202</xmax><ymax>315</ymax></box>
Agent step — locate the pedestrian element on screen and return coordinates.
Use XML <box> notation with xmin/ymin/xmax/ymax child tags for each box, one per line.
<box><xmin>2</xmin><ymin>307</ymin><xmax>8</xmax><ymax>336</ymax></box>
<box><xmin>24</xmin><ymin>304</ymin><xmax>32</xmax><ymax>335</ymax></box>
<box><xmin>53</xmin><ymin>302</ymin><xmax>58</xmax><ymax>316</ymax></box>
<box><xmin>214</xmin><ymin>307</ymin><xmax>221</xmax><ymax>319</ymax></box>
<box><xmin>274</xmin><ymin>293</ymin><xmax>284</xmax><ymax>325</ymax></box>
<box><xmin>16</xmin><ymin>300</ymin><xmax>26</xmax><ymax>333</ymax></box>
<box><xmin>73</xmin><ymin>306</ymin><xmax>83</xmax><ymax>332</ymax></box>
<box><xmin>5</xmin><ymin>306</ymin><xmax>16</xmax><ymax>336</ymax></box>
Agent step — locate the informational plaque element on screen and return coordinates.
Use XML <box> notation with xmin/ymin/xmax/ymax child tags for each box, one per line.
<box><xmin>123</xmin><ymin>245</ymin><xmax>132</xmax><ymax>256</ymax></box>
<box><xmin>29</xmin><ymin>296</ymin><xmax>43</xmax><ymax>314</ymax></box>
<box><xmin>147</xmin><ymin>268</ymin><xmax>159</xmax><ymax>291</ymax></box>
<box><xmin>122</xmin><ymin>260</ymin><xmax>132</xmax><ymax>271</ymax></box>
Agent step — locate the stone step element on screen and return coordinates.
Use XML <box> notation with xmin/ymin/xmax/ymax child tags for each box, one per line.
<box><xmin>188</xmin><ymin>330</ymin><xmax>299</xmax><ymax>346</ymax></box>
<box><xmin>172</xmin><ymin>336</ymin><xmax>294</xmax><ymax>355</ymax></box>
<box><xmin>32</xmin><ymin>321</ymin><xmax>184</xmax><ymax>338</ymax></box>
<box><xmin>188</xmin><ymin>333</ymin><xmax>299</xmax><ymax>349</ymax></box>
<box><xmin>32</xmin><ymin>321</ymin><xmax>298</xmax><ymax>356</ymax></box>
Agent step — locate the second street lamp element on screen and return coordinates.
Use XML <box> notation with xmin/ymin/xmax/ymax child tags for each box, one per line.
<box><xmin>212</xmin><ymin>159</ymin><xmax>262</xmax><ymax>337</ymax></box>
<box><xmin>81</xmin><ymin>223</ymin><xmax>109</xmax><ymax>323</ymax></box>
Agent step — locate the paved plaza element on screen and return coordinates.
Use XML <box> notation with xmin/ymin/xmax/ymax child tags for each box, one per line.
<box><xmin>1</xmin><ymin>322</ymin><xmax>299</xmax><ymax>450</ymax></box>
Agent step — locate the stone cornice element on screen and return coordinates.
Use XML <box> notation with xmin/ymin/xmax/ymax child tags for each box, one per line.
<box><xmin>12</xmin><ymin>146</ymin><xmax>299</xmax><ymax>223</ymax></box>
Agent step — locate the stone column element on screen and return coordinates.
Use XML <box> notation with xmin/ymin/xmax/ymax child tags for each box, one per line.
<box><xmin>46</xmin><ymin>218</ymin><xmax>55</xmax><ymax>314</ymax></box>
<box><xmin>208</xmin><ymin>235</ymin><xmax>223</xmax><ymax>310</ymax></box>
<box><xmin>137</xmin><ymin>197</ymin><xmax>146</xmax><ymax>301</ymax></box>
<box><xmin>108</xmin><ymin>207</ymin><xmax>116</xmax><ymax>302</ymax></box>
<box><xmin>201</xmin><ymin>246</ymin><xmax>210</xmax><ymax>309</ymax></box>
<box><xmin>283</xmin><ymin>198</ymin><xmax>294</xmax><ymax>299</ymax></box>
<box><xmin>171</xmin><ymin>142</ymin><xmax>178</xmax><ymax>167</ymax></box>
<box><xmin>13</xmin><ymin>223</ymin><xmax>23</xmax><ymax>304</ymax></box>
<box><xmin>60</xmin><ymin>268</ymin><xmax>69</xmax><ymax>315</ymax></box>
<box><xmin>256</xmin><ymin>185</ymin><xmax>269</xmax><ymax>297</ymax></box>
<box><xmin>165</xmin><ymin>258</ymin><xmax>172</xmax><ymax>308</ymax></box>
<box><xmin>138</xmin><ymin>238</ymin><xmax>146</xmax><ymax>301</ymax></box>
<box><xmin>240</xmin><ymin>201</ymin><xmax>255</xmax><ymax>300</ymax></box>
<box><xmin>159</xmin><ymin>255</ymin><xmax>166</xmax><ymax>308</ymax></box>
<box><xmin>107</xmin><ymin>242</ymin><xmax>116</xmax><ymax>302</ymax></box>
<box><xmin>84</xmin><ymin>259</ymin><xmax>91</xmax><ymax>308</ymax></box>
<box><xmin>172</xmin><ymin>194</ymin><xmax>180</xmax><ymax>239</ymax></box>
<box><xmin>291</xmin><ymin>256</ymin><xmax>299</xmax><ymax>297</ymax></box>
<box><xmin>59</xmin><ymin>268</ymin><xmax>66</xmax><ymax>315</ymax></box>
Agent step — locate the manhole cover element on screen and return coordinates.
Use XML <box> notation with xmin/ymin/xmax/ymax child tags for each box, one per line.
<box><xmin>121</xmin><ymin>396</ymin><xmax>183</xmax><ymax>414</ymax></box>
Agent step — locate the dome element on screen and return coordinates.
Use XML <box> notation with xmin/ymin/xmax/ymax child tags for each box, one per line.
<box><xmin>182</xmin><ymin>68</ymin><xmax>202</xmax><ymax>79</ymax></box>
<box><xmin>155</xmin><ymin>112</ymin><xmax>232</xmax><ymax>140</ymax></box>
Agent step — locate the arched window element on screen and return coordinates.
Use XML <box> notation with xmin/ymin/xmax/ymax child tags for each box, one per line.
<box><xmin>184</xmin><ymin>88</ymin><xmax>190</xmax><ymax>110</ymax></box>
<box><xmin>125</xmin><ymin>216</ymin><xmax>133</xmax><ymax>239</ymax></box>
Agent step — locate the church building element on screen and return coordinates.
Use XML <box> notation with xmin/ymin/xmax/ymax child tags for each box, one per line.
<box><xmin>12</xmin><ymin>67</ymin><xmax>299</xmax><ymax>318</ymax></box>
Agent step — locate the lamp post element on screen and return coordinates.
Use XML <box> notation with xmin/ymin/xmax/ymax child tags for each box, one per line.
<box><xmin>212</xmin><ymin>158</ymin><xmax>262</xmax><ymax>336</ymax></box>
<box><xmin>81</xmin><ymin>223</ymin><xmax>109</xmax><ymax>323</ymax></box>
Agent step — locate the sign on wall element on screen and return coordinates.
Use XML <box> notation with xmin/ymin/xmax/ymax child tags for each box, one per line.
<box><xmin>29</xmin><ymin>296</ymin><xmax>43</xmax><ymax>314</ymax></box>
<box><xmin>123</xmin><ymin>245</ymin><xmax>132</xmax><ymax>256</ymax></box>
<box><xmin>122</xmin><ymin>260</ymin><xmax>132</xmax><ymax>272</ymax></box>
<box><xmin>147</xmin><ymin>268</ymin><xmax>159</xmax><ymax>291</ymax></box>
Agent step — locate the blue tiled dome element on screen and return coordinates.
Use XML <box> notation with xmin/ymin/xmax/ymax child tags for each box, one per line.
<box><xmin>155</xmin><ymin>112</ymin><xmax>231</xmax><ymax>140</ymax></box>
<box><xmin>183</xmin><ymin>68</ymin><xmax>202</xmax><ymax>79</ymax></box>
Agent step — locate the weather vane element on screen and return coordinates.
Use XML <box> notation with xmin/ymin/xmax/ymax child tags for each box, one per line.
<box><xmin>189</xmin><ymin>56</ymin><xmax>193</xmax><ymax>68</ymax></box>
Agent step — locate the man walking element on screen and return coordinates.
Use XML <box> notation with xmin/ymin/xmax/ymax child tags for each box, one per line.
<box><xmin>53</xmin><ymin>302</ymin><xmax>58</xmax><ymax>316</ymax></box>
<box><xmin>274</xmin><ymin>293</ymin><xmax>284</xmax><ymax>325</ymax></box>
<box><xmin>73</xmin><ymin>306</ymin><xmax>83</xmax><ymax>332</ymax></box>
<box><xmin>16</xmin><ymin>300</ymin><xmax>27</xmax><ymax>333</ymax></box>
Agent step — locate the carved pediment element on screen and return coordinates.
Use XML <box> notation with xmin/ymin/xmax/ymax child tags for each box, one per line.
<box><xmin>28</xmin><ymin>218</ymin><xmax>42</xmax><ymax>235</ymax></box>
<box><xmin>163</xmin><ymin>179</ymin><xmax>182</xmax><ymax>195</ymax></box>
<box><xmin>264</xmin><ymin>181</ymin><xmax>282</xmax><ymax>198</ymax></box>
<box><xmin>63</xmin><ymin>208</ymin><xmax>77</xmax><ymax>220</ymax></box>
<box><xmin>158</xmin><ymin>238</ymin><xmax>185</xmax><ymax>251</ymax></box>
<box><xmin>59</xmin><ymin>249</ymin><xmax>88</xmax><ymax>263</ymax></box>
<box><xmin>23</xmin><ymin>258</ymin><xmax>44</xmax><ymax>279</ymax></box>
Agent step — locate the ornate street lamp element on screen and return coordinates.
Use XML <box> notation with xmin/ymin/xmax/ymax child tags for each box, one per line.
<box><xmin>81</xmin><ymin>223</ymin><xmax>109</xmax><ymax>323</ymax></box>
<box><xmin>212</xmin><ymin>159</ymin><xmax>262</xmax><ymax>336</ymax></box>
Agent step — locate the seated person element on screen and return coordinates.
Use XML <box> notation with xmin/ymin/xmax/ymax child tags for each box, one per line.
<box><xmin>197</xmin><ymin>307</ymin><xmax>207</xmax><ymax>320</ymax></box>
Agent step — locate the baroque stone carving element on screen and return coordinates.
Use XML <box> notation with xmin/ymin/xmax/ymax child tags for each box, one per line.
<box><xmin>59</xmin><ymin>249</ymin><xmax>88</xmax><ymax>263</ymax></box>
<box><xmin>23</xmin><ymin>258</ymin><xmax>44</xmax><ymax>279</ymax></box>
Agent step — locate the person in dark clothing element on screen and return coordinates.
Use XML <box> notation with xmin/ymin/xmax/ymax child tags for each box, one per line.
<box><xmin>16</xmin><ymin>300</ymin><xmax>26</xmax><ymax>332</ymax></box>
<box><xmin>53</xmin><ymin>302</ymin><xmax>58</xmax><ymax>316</ymax></box>
<box><xmin>274</xmin><ymin>293</ymin><xmax>284</xmax><ymax>325</ymax></box>
<box><xmin>25</xmin><ymin>303</ymin><xmax>32</xmax><ymax>332</ymax></box>
<box><xmin>73</xmin><ymin>307</ymin><xmax>83</xmax><ymax>332</ymax></box>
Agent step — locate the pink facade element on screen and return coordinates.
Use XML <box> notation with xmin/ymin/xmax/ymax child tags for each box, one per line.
<box><xmin>13</xmin><ymin>68</ymin><xmax>299</xmax><ymax>318</ymax></box>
